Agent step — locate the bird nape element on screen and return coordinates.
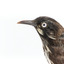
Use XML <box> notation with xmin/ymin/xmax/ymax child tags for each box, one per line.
<box><xmin>17</xmin><ymin>16</ymin><xmax>64</xmax><ymax>64</ymax></box>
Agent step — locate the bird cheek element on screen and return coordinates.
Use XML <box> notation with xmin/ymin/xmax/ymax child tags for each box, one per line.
<box><xmin>37</xmin><ymin>28</ymin><xmax>44</xmax><ymax>35</ymax></box>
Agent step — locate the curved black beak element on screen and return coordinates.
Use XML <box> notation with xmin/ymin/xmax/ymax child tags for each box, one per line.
<box><xmin>17</xmin><ymin>20</ymin><xmax>36</xmax><ymax>27</ymax></box>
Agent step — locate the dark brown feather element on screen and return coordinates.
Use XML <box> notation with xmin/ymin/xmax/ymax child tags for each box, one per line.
<box><xmin>48</xmin><ymin>31</ymin><xmax>64</xmax><ymax>64</ymax></box>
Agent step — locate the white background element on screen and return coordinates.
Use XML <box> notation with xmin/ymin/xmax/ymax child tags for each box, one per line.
<box><xmin>0</xmin><ymin>0</ymin><xmax>64</xmax><ymax>64</ymax></box>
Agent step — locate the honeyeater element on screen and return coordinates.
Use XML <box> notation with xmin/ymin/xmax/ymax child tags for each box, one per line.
<box><xmin>17</xmin><ymin>16</ymin><xmax>64</xmax><ymax>64</ymax></box>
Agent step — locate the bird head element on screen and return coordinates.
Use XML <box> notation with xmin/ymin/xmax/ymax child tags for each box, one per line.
<box><xmin>17</xmin><ymin>16</ymin><xmax>63</xmax><ymax>40</ymax></box>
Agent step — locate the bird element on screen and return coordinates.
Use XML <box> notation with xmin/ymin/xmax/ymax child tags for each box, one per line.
<box><xmin>17</xmin><ymin>16</ymin><xmax>64</xmax><ymax>64</ymax></box>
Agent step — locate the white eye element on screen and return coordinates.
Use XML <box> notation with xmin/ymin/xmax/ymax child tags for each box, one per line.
<box><xmin>42</xmin><ymin>22</ymin><xmax>47</xmax><ymax>28</ymax></box>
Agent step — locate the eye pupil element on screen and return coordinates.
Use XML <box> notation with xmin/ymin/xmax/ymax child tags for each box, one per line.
<box><xmin>43</xmin><ymin>24</ymin><xmax>45</xmax><ymax>26</ymax></box>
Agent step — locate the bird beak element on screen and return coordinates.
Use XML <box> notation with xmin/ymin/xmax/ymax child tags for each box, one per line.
<box><xmin>17</xmin><ymin>20</ymin><xmax>36</xmax><ymax>26</ymax></box>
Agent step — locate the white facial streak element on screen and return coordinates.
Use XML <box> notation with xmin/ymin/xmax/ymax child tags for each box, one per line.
<box><xmin>37</xmin><ymin>28</ymin><xmax>44</xmax><ymax>35</ymax></box>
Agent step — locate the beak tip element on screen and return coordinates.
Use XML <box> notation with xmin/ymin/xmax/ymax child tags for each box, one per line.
<box><xmin>17</xmin><ymin>21</ymin><xmax>21</xmax><ymax>24</ymax></box>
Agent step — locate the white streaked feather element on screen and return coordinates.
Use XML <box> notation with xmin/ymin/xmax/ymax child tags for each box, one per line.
<box><xmin>47</xmin><ymin>34</ymin><xmax>56</xmax><ymax>40</ymax></box>
<box><xmin>37</xmin><ymin>28</ymin><xmax>44</xmax><ymax>35</ymax></box>
<box><xmin>46</xmin><ymin>45</ymin><xmax>52</xmax><ymax>53</ymax></box>
<box><xmin>44</xmin><ymin>45</ymin><xmax>54</xmax><ymax>64</ymax></box>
